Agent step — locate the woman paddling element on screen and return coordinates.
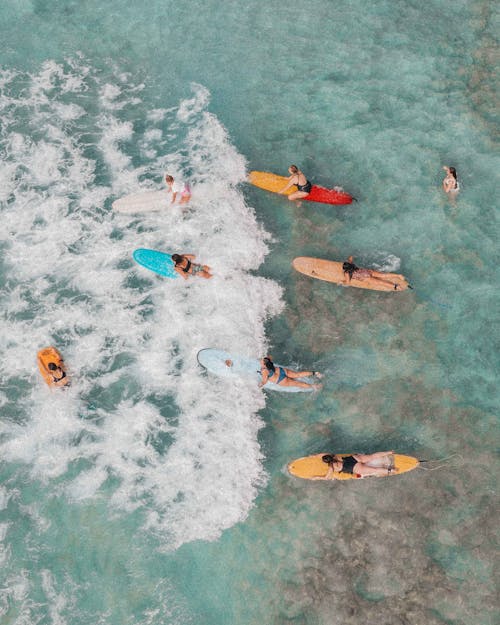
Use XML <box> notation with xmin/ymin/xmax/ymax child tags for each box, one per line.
<box><xmin>279</xmin><ymin>165</ymin><xmax>312</xmax><ymax>201</ymax></box>
<box><xmin>342</xmin><ymin>256</ymin><xmax>402</xmax><ymax>290</ymax></box>
<box><xmin>172</xmin><ymin>254</ymin><xmax>212</xmax><ymax>279</ymax></box>
<box><xmin>320</xmin><ymin>452</ymin><xmax>396</xmax><ymax>478</ymax></box>
<box><xmin>259</xmin><ymin>356</ymin><xmax>322</xmax><ymax>390</ymax></box>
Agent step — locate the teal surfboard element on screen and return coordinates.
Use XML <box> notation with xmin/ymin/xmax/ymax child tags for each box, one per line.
<box><xmin>197</xmin><ymin>348</ymin><xmax>315</xmax><ymax>393</ymax></box>
<box><xmin>133</xmin><ymin>248</ymin><xmax>178</xmax><ymax>279</ymax></box>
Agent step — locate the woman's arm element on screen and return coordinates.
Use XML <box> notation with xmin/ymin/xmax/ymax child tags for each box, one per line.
<box><xmin>174</xmin><ymin>265</ymin><xmax>189</xmax><ymax>280</ymax></box>
<box><xmin>278</xmin><ymin>175</ymin><xmax>296</xmax><ymax>194</ymax></box>
<box><xmin>259</xmin><ymin>368</ymin><xmax>269</xmax><ymax>387</ymax></box>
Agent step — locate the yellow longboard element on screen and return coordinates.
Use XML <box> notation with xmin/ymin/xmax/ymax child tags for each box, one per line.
<box><xmin>288</xmin><ymin>453</ymin><xmax>419</xmax><ymax>480</ymax></box>
<box><xmin>37</xmin><ymin>347</ymin><xmax>70</xmax><ymax>388</ymax></box>
<box><xmin>292</xmin><ymin>257</ymin><xmax>410</xmax><ymax>292</ymax></box>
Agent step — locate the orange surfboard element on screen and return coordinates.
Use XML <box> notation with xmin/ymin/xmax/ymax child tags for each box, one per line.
<box><xmin>288</xmin><ymin>453</ymin><xmax>419</xmax><ymax>480</ymax></box>
<box><xmin>37</xmin><ymin>347</ymin><xmax>70</xmax><ymax>388</ymax></box>
<box><xmin>292</xmin><ymin>257</ymin><xmax>410</xmax><ymax>292</ymax></box>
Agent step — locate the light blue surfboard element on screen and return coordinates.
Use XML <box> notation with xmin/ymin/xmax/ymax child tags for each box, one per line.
<box><xmin>197</xmin><ymin>348</ymin><xmax>315</xmax><ymax>393</ymax></box>
<box><xmin>133</xmin><ymin>248</ymin><xmax>178</xmax><ymax>279</ymax></box>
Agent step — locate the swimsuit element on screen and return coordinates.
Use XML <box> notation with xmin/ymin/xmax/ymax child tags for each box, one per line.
<box><xmin>181</xmin><ymin>259</ymin><xmax>192</xmax><ymax>273</ymax></box>
<box><xmin>353</xmin><ymin>268</ymin><xmax>371</xmax><ymax>279</ymax></box>
<box><xmin>276</xmin><ymin>367</ymin><xmax>287</xmax><ymax>384</ymax></box>
<box><xmin>340</xmin><ymin>455</ymin><xmax>357</xmax><ymax>474</ymax></box>
<box><xmin>296</xmin><ymin>178</ymin><xmax>312</xmax><ymax>194</ymax></box>
<box><xmin>191</xmin><ymin>263</ymin><xmax>204</xmax><ymax>275</ymax></box>
<box><xmin>50</xmin><ymin>368</ymin><xmax>67</xmax><ymax>383</ymax></box>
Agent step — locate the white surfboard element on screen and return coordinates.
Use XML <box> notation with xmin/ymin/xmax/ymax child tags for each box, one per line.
<box><xmin>197</xmin><ymin>348</ymin><xmax>315</xmax><ymax>393</ymax></box>
<box><xmin>112</xmin><ymin>190</ymin><xmax>170</xmax><ymax>214</ymax></box>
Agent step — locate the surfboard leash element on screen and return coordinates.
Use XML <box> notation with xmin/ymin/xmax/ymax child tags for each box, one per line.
<box><xmin>417</xmin><ymin>453</ymin><xmax>463</xmax><ymax>471</ymax></box>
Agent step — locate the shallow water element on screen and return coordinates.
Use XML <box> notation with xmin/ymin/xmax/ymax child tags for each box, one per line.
<box><xmin>0</xmin><ymin>1</ymin><xmax>498</xmax><ymax>624</ymax></box>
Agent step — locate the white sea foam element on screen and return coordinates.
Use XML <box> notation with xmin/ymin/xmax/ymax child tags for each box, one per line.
<box><xmin>371</xmin><ymin>253</ymin><xmax>401</xmax><ymax>272</ymax></box>
<box><xmin>0</xmin><ymin>62</ymin><xmax>283</xmax><ymax>549</ymax></box>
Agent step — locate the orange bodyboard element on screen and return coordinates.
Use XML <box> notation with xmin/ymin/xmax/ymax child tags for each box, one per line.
<box><xmin>37</xmin><ymin>347</ymin><xmax>70</xmax><ymax>388</ymax></box>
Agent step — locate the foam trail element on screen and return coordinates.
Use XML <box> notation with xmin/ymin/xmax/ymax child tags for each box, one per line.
<box><xmin>0</xmin><ymin>61</ymin><xmax>283</xmax><ymax>551</ymax></box>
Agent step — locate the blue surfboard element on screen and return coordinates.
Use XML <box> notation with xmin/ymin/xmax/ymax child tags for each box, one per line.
<box><xmin>133</xmin><ymin>248</ymin><xmax>178</xmax><ymax>279</ymax></box>
<box><xmin>197</xmin><ymin>348</ymin><xmax>315</xmax><ymax>393</ymax></box>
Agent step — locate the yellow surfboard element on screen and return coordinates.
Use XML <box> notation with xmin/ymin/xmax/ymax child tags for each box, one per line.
<box><xmin>292</xmin><ymin>257</ymin><xmax>410</xmax><ymax>292</ymax></box>
<box><xmin>288</xmin><ymin>453</ymin><xmax>419</xmax><ymax>480</ymax></box>
<box><xmin>37</xmin><ymin>347</ymin><xmax>70</xmax><ymax>388</ymax></box>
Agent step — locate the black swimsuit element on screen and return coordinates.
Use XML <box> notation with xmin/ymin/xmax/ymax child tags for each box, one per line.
<box><xmin>182</xmin><ymin>259</ymin><xmax>192</xmax><ymax>273</ymax></box>
<box><xmin>296</xmin><ymin>178</ymin><xmax>312</xmax><ymax>194</ymax></box>
<box><xmin>340</xmin><ymin>455</ymin><xmax>357</xmax><ymax>474</ymax></box>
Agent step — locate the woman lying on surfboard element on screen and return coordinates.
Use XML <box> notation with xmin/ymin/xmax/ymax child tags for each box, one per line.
<box><xmin>278</xmin><ymin>165</ymin><xmax>312</xmax><ymax>201</ymax></box>
<box><xmin>259</xmin><ymin>356</ymin><xmax>322</xmax><ymax>390</ymax></box>
<box><xmin>320</xmin><ymin>452</ymin><xmax>396</xmax><ymax>478</ymax></box>
<box><xmin>172</xmin><ymin>254</ymin><xmax>212</xmax><ymax>279</ymax></box>
<box><xmin>342</xmin><ymin>256</ymin><xmax>403</xmax><ymax>290</ymax></box>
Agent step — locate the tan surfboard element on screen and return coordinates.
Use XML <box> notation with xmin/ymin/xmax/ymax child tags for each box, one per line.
<box><xmin>292</xmin><ymin>257</ymin><xmax>410</xmax><ymax>291</ymax></box>
<box><xmin>288</xmin><ymin>453</ymin><xmax>419</xmax><ymax>481</ymax></box>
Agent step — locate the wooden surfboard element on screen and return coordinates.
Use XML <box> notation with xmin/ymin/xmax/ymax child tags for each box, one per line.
<box><xmin>292</xmin><ymin>257</ymin><xmax>410</xmax><ymax>291</ymax></box>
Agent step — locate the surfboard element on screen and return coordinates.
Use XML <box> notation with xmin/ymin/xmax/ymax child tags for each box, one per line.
<box><xmin>249</xmin><ymin>171</ymin><xmax>353</xmax><ymax>205</ymax></box>
<box><xmin>112</xmin><ymin>190</ymin><xmax>169</xmax><ymax>214</ymax></box>
<box><xmin>288</xmin><ymin>453</ymin><xmax>419</xmax><ymax>480</ymax></box>
<box><xmin>133</xmin><ymin>248</ymin><xmax>178</xmax><ymax>279</ymax></box>
<box><xmin>37</xmin><ymin>347</ymin><xmax>70</xmax><ymax>388</ymax></box>
<box><xmin>197</xmin><ymin>348</ymin><xmax>316</xmax><ymax>393</ymax></box>
<box><xmin>292</xmin><ymin>257</ymin><xmax>410</xmax><ymax>291</ymax></box>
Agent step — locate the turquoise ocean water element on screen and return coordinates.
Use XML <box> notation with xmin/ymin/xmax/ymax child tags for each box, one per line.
<box><xmin>0</xmin><ymin>1</ymin><xmax>498</xmax><ymax>624</ymax></box>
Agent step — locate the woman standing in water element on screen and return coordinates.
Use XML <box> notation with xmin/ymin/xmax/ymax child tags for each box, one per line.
<box><xmin>165</xmin><ymin>174</ymin><xmax>192</xmax><ymax>204</ymax></box>
<box><xmin>442</xmin><ymin>166</ymin><xmax>459</xmax><ymax>194</ymax></box>
<box><xmin>259</xmin><ymin>356</ymin><xmax>322</xmax><ymax>390</ymax></box>
<box><xmin>279</xmin><ymin>165</ymin><xmax>312</xmax><ymax>201</ymax></box>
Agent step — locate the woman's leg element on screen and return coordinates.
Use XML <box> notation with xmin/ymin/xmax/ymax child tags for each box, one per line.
<box><xmin>279</xmin><ymin>377</ymin><xmax>322</xmax><ymax>390</ymax></box>
<box><xmin>355</xmin><ymin>451</ymin><xmax>394</xmax><ymax>465</ymax></box>
<box><xmin>283</xmin><ymin>368</ymin><xmax>314</xmax><ymax>379</ymax></box>
<box><xmin>287</xmin><ymin>190</ymin><xmax>310</xmax><ymax>201</ymax></box>
<box><xmin>355</xmin><ymin>464</ymin><xmax>394</xmax><ymax>478</ymax></box>
<box><xmin>368</xmin><ymin>271</ymin><xmax>401</xmax><ymax>289</ymax></box>
<box><xmin>368</xmin><ymin>274</ymin><xmax>400</xmax><ymax>288</ymax></box>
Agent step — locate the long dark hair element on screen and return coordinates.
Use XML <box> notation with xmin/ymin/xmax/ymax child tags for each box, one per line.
<box><xmin>263</xmin><ymin>357</ymin><xmax>275</xmax><ymax>373</ymax></box>
<box><xmin>172</xmin><ymin>254</ymin><xmax>183</xmax><ymax>265</ymax></box>
<box><xmin>342</xmin><ymin>261</ymin><xmax>359</xmax><ymax>278</ymax></box>
<box><xmin>449</xmin><ymin>167</ymin><xmax>457</xmax><ymax>181</ymax></box>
